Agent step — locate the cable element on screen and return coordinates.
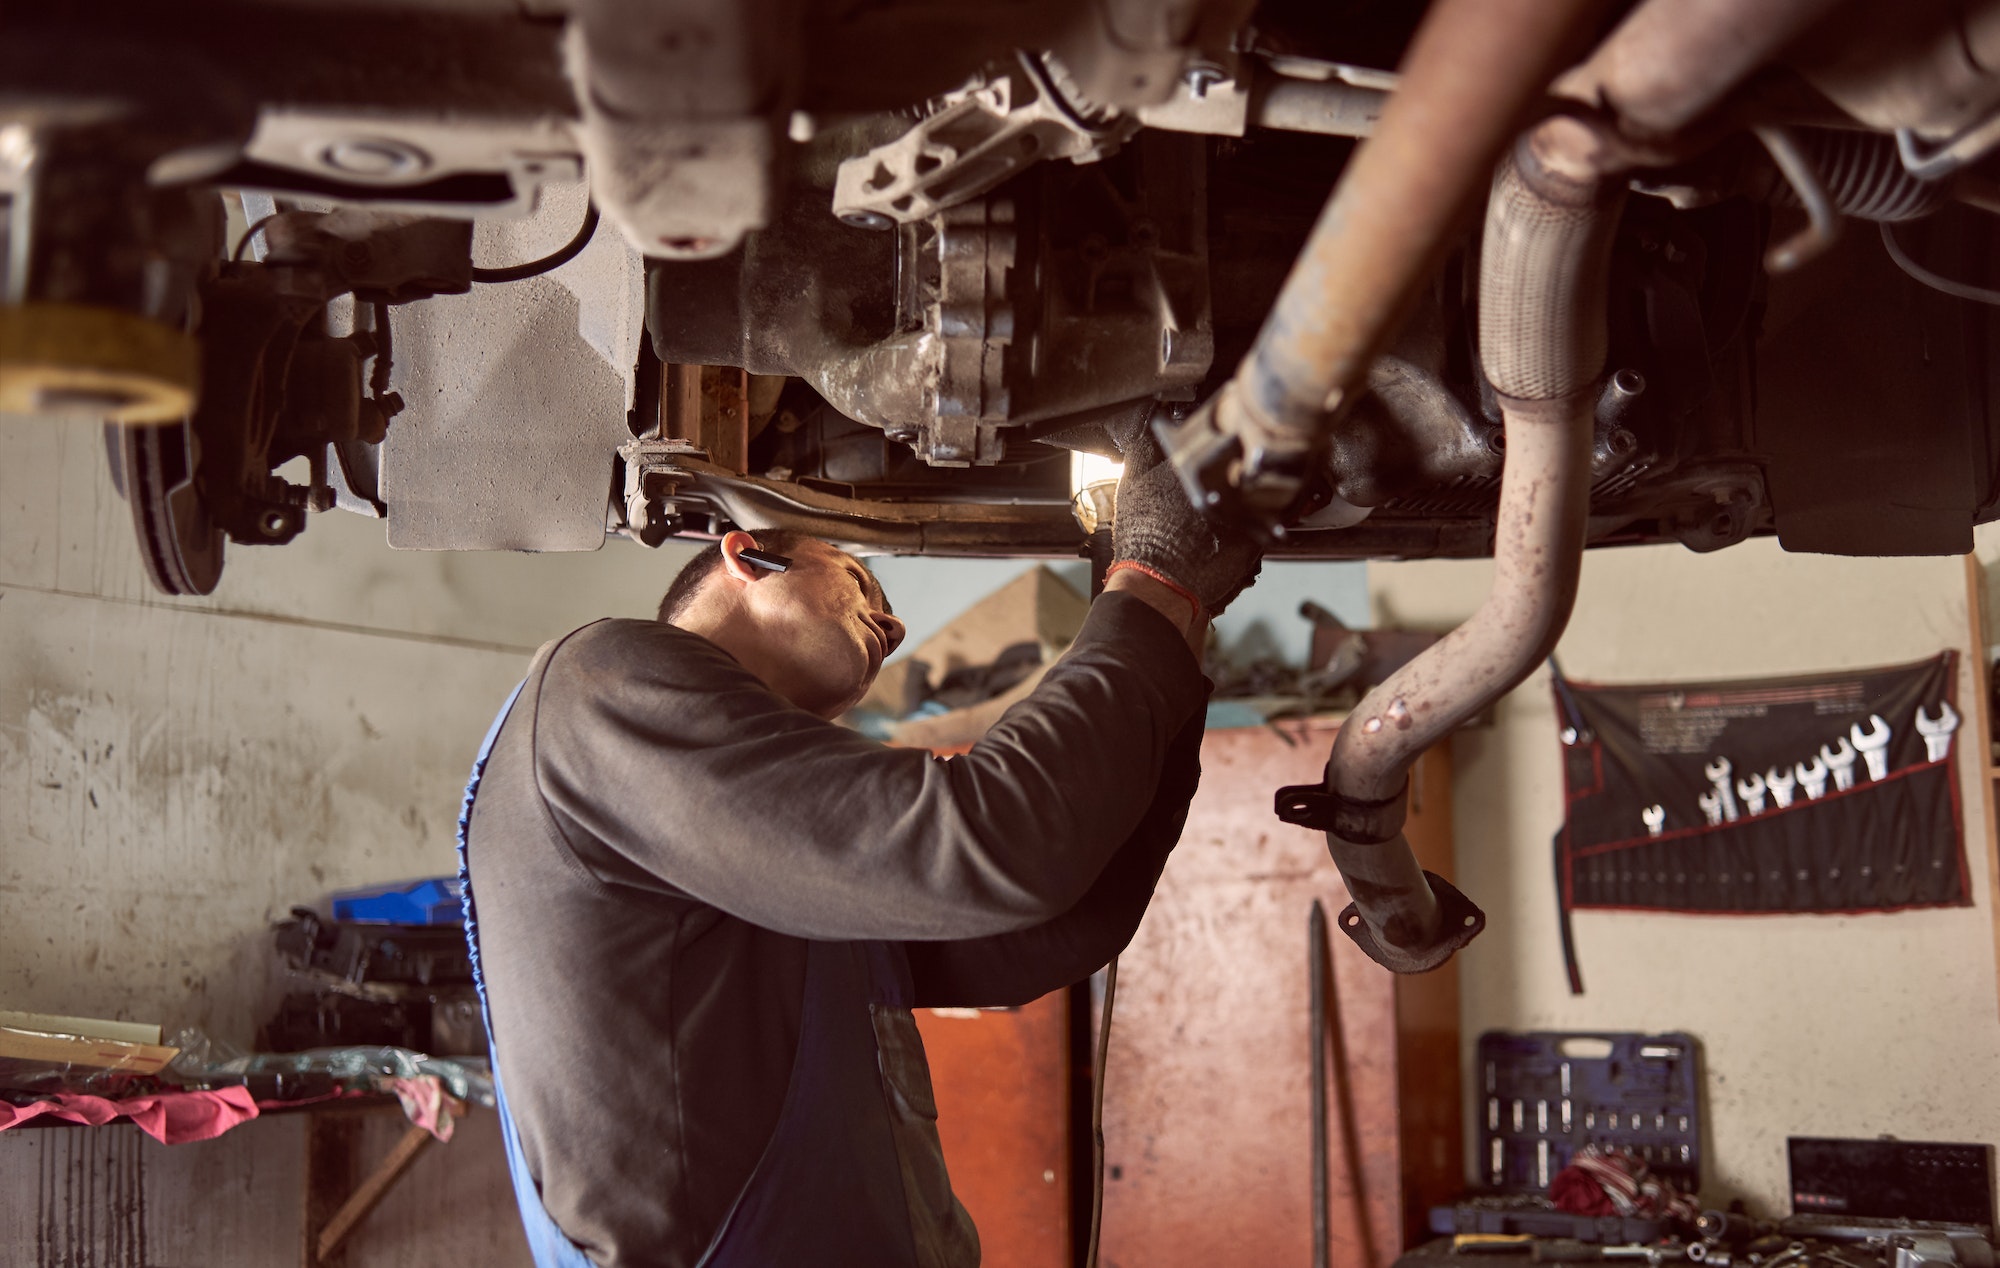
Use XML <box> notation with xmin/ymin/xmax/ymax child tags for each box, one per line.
<box><xmin>1754</xmin><ymin>126</ymin><xmax>1840</xmax><ymax>273</ymax></box>
<box><xmin>1880</xmin><ymin>221</ymin><xmax>2000</xmax><ymax>306</ymax></box>
<box><xmin>471</xmin><ymin>203</ymin><xmax>600</xmax><ymax>284</ymax></box>
<box><xmin>1897</xmin><ymin>116</ymin><xmax>2000</xmax><ymax>181</ymax></box>
<box><xmin>233</xmin><ymin>212</ymin><xmax>283</xmax><ymax>262</ymax></box>
<box><xmin>1084</xmin><ymin>954</ymin><xmax>1117</xmax><ymax>1268</ymax></box>
<box><xmin>1017</xmin><ymin>50</ymin><xmax>1115</xmax><ymax>138</ymax></box>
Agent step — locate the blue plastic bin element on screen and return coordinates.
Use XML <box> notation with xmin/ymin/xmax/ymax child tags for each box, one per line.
<box><xmin>330</xmin><ymin>877</ymin><xmax>465</xmax><ymax>926</ymax></box>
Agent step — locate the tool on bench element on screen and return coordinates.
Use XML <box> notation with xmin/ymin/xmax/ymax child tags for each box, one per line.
<box><xmin>1700</xmin><ymin>1211</ymin><xmax>1774</xmax><ymax>1247</ymax></box>
<box><xmin>1531</xmin><ymin>1239</ymin><xmax>1693</xmax><ymax>1264</ymax></box>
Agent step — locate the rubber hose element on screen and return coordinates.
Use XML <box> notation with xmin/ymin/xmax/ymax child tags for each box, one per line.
<box><xmin>1768</xmin><ymin>128</ymin><xmax>1949</xmax><ymax>222</ymax></box>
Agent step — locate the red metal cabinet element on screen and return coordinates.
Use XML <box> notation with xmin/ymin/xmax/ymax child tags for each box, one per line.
<box><xmin>916</xmin><ymin>994</ymin><xmax>1071</xmax><ymax>1267</ymax></box>
<box><xmin>921</xmin><ymin>721</ymin><xmax>1461</xmax><ymax>1268</ymax></box>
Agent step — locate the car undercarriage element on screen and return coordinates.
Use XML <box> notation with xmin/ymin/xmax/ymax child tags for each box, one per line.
<box><xmin>7</xmin><ymin>0</ymin><xmax>2000</xmax><ymax>969</ymax></box>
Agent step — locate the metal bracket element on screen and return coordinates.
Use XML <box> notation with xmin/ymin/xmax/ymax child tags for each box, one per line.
<box><xmin>832</xmin><ymin>54</ymin><xmax>1136</xmax><ymax>228</ymax></box>
<box><xmin>618</xmin><ymin>437</ymin><xmax>706</xmax><ymax>545</ymax></box>
<box><xmin>1273</xmin><ymin>776</ymin><xmax>1407</xmax><ymax>843</ymax></box>
<box><xmin>1335</xmin><ymin>870</ymin><xmax>1486</xmax><ymax>975</ymax></box>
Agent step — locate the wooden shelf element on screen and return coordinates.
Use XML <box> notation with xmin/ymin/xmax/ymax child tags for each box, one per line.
<box><xmin>1961</xmin><ymin>551</ymin><xmax>2000</xmax><ymax>1023</ymax></box>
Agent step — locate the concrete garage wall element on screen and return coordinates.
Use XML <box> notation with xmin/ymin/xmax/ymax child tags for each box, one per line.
<box><xmin>1371</xmin><ymin>537</ymin><xmax>2000</xmax><ymax>1210</ymax></box>
<box><xmin>0</xmin><ymin>415</ymin><xmax>698</xmax><ymax>1265</ymax></box>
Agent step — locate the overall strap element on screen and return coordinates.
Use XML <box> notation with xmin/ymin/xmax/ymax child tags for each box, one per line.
<box><xmin>458</xmin><ymin>650</ymin><xmax>599</xmax><ymax>1268</ymax></box>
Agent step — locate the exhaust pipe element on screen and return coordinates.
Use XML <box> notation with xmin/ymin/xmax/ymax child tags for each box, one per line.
<box><xmin>1277</xmin><ymin>118</ymin><xmax>1625</xmax><ymax>974</ymax></box>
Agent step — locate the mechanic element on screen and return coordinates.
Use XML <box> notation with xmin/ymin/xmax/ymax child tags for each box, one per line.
<box><xmin>456</xmin><ymin>435</ymin><xmax>1260</xmax><ymax>1268</ymax></box>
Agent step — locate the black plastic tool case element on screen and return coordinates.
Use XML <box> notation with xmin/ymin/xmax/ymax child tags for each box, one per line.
<box><xmin>1428</xmin><ymin>1030</ymin><xmax>1703</xmax><ymax>1243</ymax></box>
<box><xmin>1476</xmin><ymin>1030</ymin><xmax>1702</xmax><ymax>1192</ymax></box>
<box><xmin>1427</xmin><ymin>1196</ymin><xmax>1676</xmax><ymax>1243</ymax></box>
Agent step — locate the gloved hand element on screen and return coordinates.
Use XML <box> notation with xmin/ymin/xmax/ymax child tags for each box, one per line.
<box><xmin>1111</xmin><ymin>424</ymin><xmax>1263</xmax><ymax>617</ymax></box>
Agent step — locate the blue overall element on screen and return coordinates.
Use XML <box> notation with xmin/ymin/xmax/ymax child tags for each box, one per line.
<box><xmin>458</xmin><ymin>682</ymin><xmax>947</xmax><ymax>1268</ymax></box>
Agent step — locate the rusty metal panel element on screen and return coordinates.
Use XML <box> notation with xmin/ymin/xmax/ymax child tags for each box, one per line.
<box><xmin>1098</xmin><ymin>721</ymin><xmax>1454</xmax><ymax>1268</ymax></box>
<box><xmin>917</xmin><ymin>992</ymin><xmax>1070</xmax><ymax>1268</ymax></box>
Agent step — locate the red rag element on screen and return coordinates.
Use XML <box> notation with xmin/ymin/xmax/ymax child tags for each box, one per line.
<box><xmin>1550</xmin><ymin>1163</ymin><xmax>1617</xmax><ymax>1215</ymax></box>
<box><xmin>0</xmin><ymin>1086</ymin><xmax>259</xmax><ymax>1144</ymax></box>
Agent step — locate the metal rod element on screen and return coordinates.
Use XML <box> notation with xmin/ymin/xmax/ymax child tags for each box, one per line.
<box><xmin>1215</xmin><ymin>0</ymin><xmax>1606</xmax><ymax>464</ymax></box>
<box><xmin>1754</xmin><ymin>125</ymin><xmax>1841</xmax><ymax>272</ymax></box>
<box><xmin>1251</xmin><ymin>78</ymin><xmax>1387</xmax><ymax>138</ymax></box>
<box><xmin>1085</xmin><ymin>956</ymin><xmax>1117</xmax><ymax>1268</ymax></box>
<box><xmin>1310</xmin><ymin>899</ymin><xmax>1330</xmax><ymax>1268</ymax></box>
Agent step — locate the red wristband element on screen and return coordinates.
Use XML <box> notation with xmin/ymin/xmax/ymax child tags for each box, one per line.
<box><xmin>1104</xmin><ymin>561</ymin><xmax>1202</xmax><ymax>623</ymax></box>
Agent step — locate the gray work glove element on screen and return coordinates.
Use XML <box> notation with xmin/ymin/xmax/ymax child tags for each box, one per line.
<box><xmin>1111</xmin><ymin>425</ymin><xmax>1263</xmax><ymax>617</ymax></box>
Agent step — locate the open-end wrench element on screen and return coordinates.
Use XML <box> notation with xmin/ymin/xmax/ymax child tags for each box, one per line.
<box><xmin>1765</xmin><ymin>765</ymin><xmax>1797</xmax><ymax>808</ymax></box>
<box><xmin>1704</xmin><ymin>757</ymin><xmax>1739</xmax><ymax>821</ymax></box>
<box><xmin>1737</xmin><ymin>771</ymin><xmax>1767</xmax><ymax>815</ymax></box>
<box><xmin>1850</xmin><ymin>715</ymin><xmax>1891</xmax><ymax>781</ymax></box>
<box><xmin>1796</xmin><ymin>755</ymin><xmax>1828</xmax><ymax>800</ymax></box>
<box><xmin>1698</xmin><ymin>789</ymin><xmax>1724</xmax><ymax>826</ymax></box>
<box><xmin>1914</xmin><ymin>702</ymin><xmax>1958</xmax><ymax>762</ymax></box>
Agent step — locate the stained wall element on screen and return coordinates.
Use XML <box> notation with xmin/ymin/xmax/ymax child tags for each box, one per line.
<box><xmin>0</xmin><ymin>414</ymin><xmax>696</xmax><ymax>1264</ymax></box>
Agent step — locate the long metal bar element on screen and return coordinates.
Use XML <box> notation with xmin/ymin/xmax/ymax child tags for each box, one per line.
<box><xmin>1085</xmin><ymin>957</ymin><xmax>1117</xmax><ymax>1268</ymax></box>
<box><xmin>1252</xmin><ymin>78</ymin><xmax>1387</xmax><ymax>138</ymax></box>
<box><xmin>1309</xmin><ymin>899</ymin><xmax>1330</xmax><ymax>1268</ymax></box>
<box><xmin>1216</xmin><ymin>0</ymin><xmax>1606</xmax><ymax>464</ymax></box>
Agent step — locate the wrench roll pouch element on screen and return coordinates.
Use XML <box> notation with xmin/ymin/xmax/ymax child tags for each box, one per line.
<box><xmin>1549</xmin><ymin>652</ymin><xmax>1970</xmax><ymax>993</ymax></box>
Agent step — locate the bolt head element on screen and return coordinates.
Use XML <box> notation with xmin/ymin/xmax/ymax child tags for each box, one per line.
<box><xmin>319</xmin><ymin>137</ymin><xmax>429</xmax><ymax>179</ymax></box>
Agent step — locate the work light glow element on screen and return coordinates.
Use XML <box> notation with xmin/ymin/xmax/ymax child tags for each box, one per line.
<box><xmin>1069</xmin><ymin>450</ymin><xmax>1124</xmax><ymax>494</ymax></box>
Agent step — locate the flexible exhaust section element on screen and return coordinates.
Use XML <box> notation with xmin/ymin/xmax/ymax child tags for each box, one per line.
<box><xmin>1276</xmin><ymin>123</ymin><xmax>1625</xmax><ymax>973</ymax></box>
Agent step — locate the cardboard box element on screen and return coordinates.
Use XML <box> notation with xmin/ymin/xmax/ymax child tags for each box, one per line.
<box><xmin>858</xmin><ymin>566</ymin><xmax>1089</xmax><ymax>750</ymax></box>
<box><xmin>0</xmin><ymin>1011</ymin><xmax>178</xmax><ymax>1075</ymax></box>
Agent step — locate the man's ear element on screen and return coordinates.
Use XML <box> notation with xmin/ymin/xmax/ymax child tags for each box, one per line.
<box><xmin>717</xmin><ymin>531</ymin><xmax>765</xmax><ymax>584</ymax></box>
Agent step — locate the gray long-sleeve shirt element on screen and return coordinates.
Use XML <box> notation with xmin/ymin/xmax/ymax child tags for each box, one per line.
<box><xmin>466</xmin><ymin>590</ymin><xmax>1207</xmax><ymax>1267</ymax></box>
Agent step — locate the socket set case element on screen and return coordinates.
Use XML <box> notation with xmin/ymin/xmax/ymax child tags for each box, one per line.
<box><xmin>1426</xmin><ymin>1197</ymin><xmax>1676</xmax><ymax>1244</ymax></box>
<box><xmin>1474</xmin><ymin>1030</ymin><xmax>1702</xmax><ymax>1193</ymax></box>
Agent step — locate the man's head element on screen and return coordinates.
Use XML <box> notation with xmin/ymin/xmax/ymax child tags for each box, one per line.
<box><xmin>658</xmin><ymin>530</ymin><xmax>906</xmax><ymax>719</ymax></box>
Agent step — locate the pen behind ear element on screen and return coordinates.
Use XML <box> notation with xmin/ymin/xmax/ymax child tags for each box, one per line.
<box><xmin>739</xmin><ymin>545</ymin><xmax>792</xmax><ymax>573</ymax></box>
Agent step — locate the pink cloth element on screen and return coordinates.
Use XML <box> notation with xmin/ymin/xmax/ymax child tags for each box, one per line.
<box><xmin>385</xmin><ymin>1075</ymin><xmax>465</xmax><ymax>1142</ymax></box>
<box><xmin>0</xmin><ymin>1086</ymin><xmax>259</xmax><ymax>1144</ymax></box>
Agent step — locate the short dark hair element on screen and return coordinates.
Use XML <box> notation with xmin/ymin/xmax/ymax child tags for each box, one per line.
<box><xmin>656</xmin><ymin>529</ymin><xmax>819</xmax><ymax>625</ymax></box>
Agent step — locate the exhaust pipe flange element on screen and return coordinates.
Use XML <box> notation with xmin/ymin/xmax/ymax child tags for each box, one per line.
<box><xmin>1336</xmin><ymin>870</ymin><xmax>1487</xmax><ymax>976</ymax></box>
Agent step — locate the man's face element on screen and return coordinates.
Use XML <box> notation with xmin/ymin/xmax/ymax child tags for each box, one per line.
<box><xmin>739</xmin><ymin>540</ymin><xmax>905</xmax><ymax>719</ymax></box>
